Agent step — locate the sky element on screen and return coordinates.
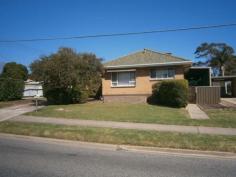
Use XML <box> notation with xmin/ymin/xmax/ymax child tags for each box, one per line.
<box><xmin>0</xmin><ymin>0</ymin><xmax>236</xmax><ymax>69</ymax></box>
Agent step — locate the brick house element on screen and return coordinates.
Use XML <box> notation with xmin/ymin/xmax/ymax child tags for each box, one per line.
<box><xmin>102</xmin><ymin>49</ymin><xmax>192</xmax><ymax>103</ymax></box>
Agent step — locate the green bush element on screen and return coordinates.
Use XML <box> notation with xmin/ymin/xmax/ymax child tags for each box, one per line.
<box><xmin>44</xmin><ymin>88</ymin><xmax>72</xmax><ymax>105</ymax></box>
<box><xmin>150</xmin><ymin>79</ymin><xmax>188</xmax><ymax>107</ymax></box>
<box><xmin>44</xmin><ymin>86</ymin><xmax>88</xmax><ymax>105</ymax></box>
<box><xmin>78</xmin><ymin>90</ymin><xmax>88</xmax><ymax>103</ymax></box>
<box><xmin>0</xmin><ymin>78</ymin><xmax>24</xmax><ymax>101</ymax></box>
<box><xmin>70</xmin><ymin>87</ymin><xmax>88</xmax><ymax>104</ymax></box>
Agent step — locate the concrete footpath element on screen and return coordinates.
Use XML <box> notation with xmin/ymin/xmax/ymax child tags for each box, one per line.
<box><xmin>186</xmin><ymin>104</ymin><xmax>209</xmax><ymax>119</ymax></box>
<box><xmin>11</xmin><ymin>115</ymin><xmax>236</xmax><ymax>136</ymax></box>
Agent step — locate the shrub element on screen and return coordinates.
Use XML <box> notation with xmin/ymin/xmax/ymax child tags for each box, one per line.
<box><xmin>44</xmin><ymin>88</ymin><xmax>72</xmax><ymax>105</ymax></box>
<box><xmin>94</xmin><ymin>85</ymin><xmax>102</xmax><ymax>100</ymax></box>
<box><xmin>78</xmin><ymin>90</ymin><xmax>88</xmax><ymax>103</ymax></box>
<box><xmin>44</xmin><ymin>86</ymin><xmax>88</xmax><ymax>105</ymax></box>
<box><xmin>0</xmin><ymin>78</ymin><xmax>24</xmax><ymax>101</ymax></box>
<box><xmin>150</xmin><ymin>79</ymin><xmax>188</xmax><ymax>107</ymax></box>
<box><xmin>70</xmin><ymin>87</ymin><xmax>88</xmax><ymax>104</ymax></box>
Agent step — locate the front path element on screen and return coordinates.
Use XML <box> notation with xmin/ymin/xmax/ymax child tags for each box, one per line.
<box><xmin>186</xmin><ymin>104</ymin><xmax>209</xmax><ymax>119</ymax></box>
<box><xmin>11</xmin><ymin>115</ymin><xmax>236</xmax><ymax>136</ymax></box>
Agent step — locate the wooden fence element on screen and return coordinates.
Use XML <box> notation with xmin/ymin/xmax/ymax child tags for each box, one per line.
<box><xmin>189</xmin><ymin>86</ymin><xmax>221</xmax><ymax>104</ymax></box>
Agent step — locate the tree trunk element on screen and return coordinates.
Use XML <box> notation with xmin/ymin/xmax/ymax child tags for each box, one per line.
<box><xmin>220</xmin><ymin>65</ymin><xmax>225</xmax><ymax>76</ymax></box>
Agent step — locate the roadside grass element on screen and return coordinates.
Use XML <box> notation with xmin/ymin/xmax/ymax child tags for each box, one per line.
<box><xmin>0</xmin><ymin>99</ymin><xmax>32</xmax><ymax>108</ymax></box>
<box><xmin>0</xmin><ymin>121</ymin><xmax>235</xmax><ymax>152</ymax></box>
<box><xmin>26</xmin><ymin>102</ymin><xmax>236</xmax><ymax>128</ymax></box>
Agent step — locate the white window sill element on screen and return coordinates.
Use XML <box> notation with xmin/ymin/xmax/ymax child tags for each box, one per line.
<box><xmin>149</xmin><ymin>78</ymin><xmax>174</xmax><ymax>81</ymax></box>
<box><xmin>111</xmin><ymin>85</ymin><xmax>136</xmax><ymax>88</ymax></box>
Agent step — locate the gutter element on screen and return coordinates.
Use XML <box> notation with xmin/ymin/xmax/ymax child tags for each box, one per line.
<box><xmin>104</xmin><ymin>61</ymin><xmax>192</xmax><ymax>69</ymax></box>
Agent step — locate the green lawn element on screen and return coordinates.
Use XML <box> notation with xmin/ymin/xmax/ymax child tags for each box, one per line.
<box><xmin>0</xmin><ymin>121</ymin><xmax>235</xmax><ymax>152</ymax></box>
<box><xmin>26</xmin><ymin>102</ymin><xmax>236</xmax><ymax>128</ymax></box>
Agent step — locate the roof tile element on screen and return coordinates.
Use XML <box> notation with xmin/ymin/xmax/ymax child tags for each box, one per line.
<box><xmin>104</xmin><ymin>49</ymin><xmax>191</xmax><ymax>68</ymax></box>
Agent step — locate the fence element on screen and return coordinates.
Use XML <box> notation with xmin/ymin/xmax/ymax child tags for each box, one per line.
<box><xmin>189</xmin><ymin>86</ymin><xmax>221</xmax><ymax>104</ymax></box>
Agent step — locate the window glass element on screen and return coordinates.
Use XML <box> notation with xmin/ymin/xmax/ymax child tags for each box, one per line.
<box><xmin>111</xmin><ymin>71</ymin><xmax>136</xmax><ymax>86</ymax></box>
<box><xmin>168</xmin><ymin>69</ymin><xmax>175</xmax><ymax>78</ymax></box>
<box><xmin>118</xmin><ymin>72</ymin><xmax>130</xmax><ymax>85</ymax></box>
<box><xmin>150</xmin><ymin>69</ymin><xmax>156</xmax><ymax>78</ymax></box>
<box><xmin>130</xmin><ymin>72</ymin><xmax>135</xmax><ymax>81</ymax></box>
<box><xmin>111</xmin><ymin>72</ymin><xmax>118</xmax><ymax>86</ymax></box>
<box><xmin>156</xmin><ymin>70</ymin><xmax>168</xmax><ymax>78</ymax></box>
<box><xmin>111</xmin><ymin>72</ymin><xmax>117</xmax><ymax>82</ymax></box>
<box><xmin>150</xmin><ymin>69</ymin><xmax>175</xmax><ymax>79</ymax></box>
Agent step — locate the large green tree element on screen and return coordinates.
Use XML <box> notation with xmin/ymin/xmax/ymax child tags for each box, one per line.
<box><xmin>1</xmin><ymin>62</ymin><xmax>28</xmax><ymax>80</ymax></box>
<box><xmin>195</xmin><ymin>43</ymin><xmax>235</xmax><ymax>76</ymax></box>
<box><xmin>30</xmin><ymin>47</ymin><xmax>103</xmax><ymax>104</ymax></box>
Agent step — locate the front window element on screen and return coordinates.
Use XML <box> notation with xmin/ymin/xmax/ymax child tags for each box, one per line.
<box><xmin>150</xmin><ymin>69</ymin><xmax>175</xmax><ymax>79</ymax></box>
<box><xmin>111</xmin><ymin>71</ymin><xmax>136</xmax><ymax>87</ymax></box>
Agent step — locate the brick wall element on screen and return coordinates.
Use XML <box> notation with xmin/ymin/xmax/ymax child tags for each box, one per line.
<box><xmin>103</xmin><ymin>95</ymin><xmax>149</xmax><ymax>103</ymax></box>
<box><xmin>102</xmin><ymin>66</ymin><xmax>185</xmax><ymax>96</ymax></box>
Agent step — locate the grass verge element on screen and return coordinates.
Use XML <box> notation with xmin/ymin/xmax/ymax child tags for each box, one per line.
<box><xmin>0</xmin><ymin>121</ymin><xmax>235</xmax><ymax>152</ymax></box>
<box><xmin>26</xmin><ymin>102</ymin><xmax>236</xmax><ymax>128</ymax></box>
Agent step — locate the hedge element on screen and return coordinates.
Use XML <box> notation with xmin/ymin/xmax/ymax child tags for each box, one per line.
<box><xmin>149</xmin><ymin>79</ymin><xmax>188</xmax><ymax>108</ymax></box>
<box><xmin>0</xmin><ymin>78</ymin><xmax>24</xmax><ymax>101</ymax></box>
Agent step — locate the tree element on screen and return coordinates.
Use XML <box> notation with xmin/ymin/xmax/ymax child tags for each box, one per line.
<box><xmin>195</xmin><ymin>43</ymin><xmax>235</xmax><ymax>76</ymax></box>
<box><xmin>225</xmin><ymin>56</ymin><xmax>236</xmax><ymax>75</ymax></box>
<box><xmin>1</xmin><ymin>62</ymin><xmax>28</xmax><ymax>80</ymax></box>
<box><xmin>0</xmin><ymin>78</ymin><xmax>24</xmax><ymax>101</ymax></box>
<box><xmin>30</xmin><ymin>47</ymin><xmax>103</xmax><ymax>104</ymax></box>
<box><xmin>0</xmin><ymin>62</ymin><xmax>26</xmax><ymax>101</ymax></box>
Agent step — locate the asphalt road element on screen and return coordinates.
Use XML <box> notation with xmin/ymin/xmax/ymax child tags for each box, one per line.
<box><xmin>0</xmin><ymin>135</ymin><xmax>235</xmax><ymax>177</ymax></box>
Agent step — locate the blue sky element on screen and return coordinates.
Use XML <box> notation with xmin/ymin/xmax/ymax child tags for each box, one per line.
<box><xmin>0</xmin><ymin>0</ymin><xmax>236</xmax><ymax>68</ymax></box>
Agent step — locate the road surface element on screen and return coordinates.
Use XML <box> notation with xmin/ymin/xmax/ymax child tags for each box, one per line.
<box><xmin>0</xmin><ymin>134</ymin><xmax>235</xmax><ymax>177</ymax></box>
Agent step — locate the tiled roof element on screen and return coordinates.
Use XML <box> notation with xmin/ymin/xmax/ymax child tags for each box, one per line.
<box><xmin>104</xmin><ymin>49</ymin><xmax>192</xmax><ymax>68</ymax></box>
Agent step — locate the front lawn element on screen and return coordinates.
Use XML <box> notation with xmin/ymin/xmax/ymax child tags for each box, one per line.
<box><xmin>26</xmin><ymin>102</ymin><xmax>236</xmax><ymax>128</ymax></box>
<box><xmin>0</xmin><ymin>121</ymin><xmax>235</xmax><ymax>152</ymax></box>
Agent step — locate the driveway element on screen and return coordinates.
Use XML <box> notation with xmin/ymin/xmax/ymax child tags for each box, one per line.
<box><xmin>221</xmin><ymin>98</ymin><xmax>236</xmax><ymax>105</ymax></box>
<box><xmin>0</xmin><ymin>103</ymin><xmax>42</xmax><ymax>122</ymax></box>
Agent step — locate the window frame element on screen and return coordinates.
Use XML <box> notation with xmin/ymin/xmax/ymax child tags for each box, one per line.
<box><xmin>150</xmin><ymin>68</ymin><xmax>175</xmax><ymax>80</ymax></box>
<box><xmin>111</xmin><ymin>71</ymin><xmax>136</xmax><ymax>87</ymax></box>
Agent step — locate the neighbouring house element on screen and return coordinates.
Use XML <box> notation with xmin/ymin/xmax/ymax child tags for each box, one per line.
<box><xmin>23</xmin><ymin>79</ymin><xmax>43</xmax><ymax>97</ymax></box>
<box><xmin>102</xmin><ymin>49</ymin><xmax>192</xmax><ymax>103</ymax></box>
<box><xmin>212</xmin><ymin>75</ymin><xmax>236</xmax><ymax>97</ymax></box>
